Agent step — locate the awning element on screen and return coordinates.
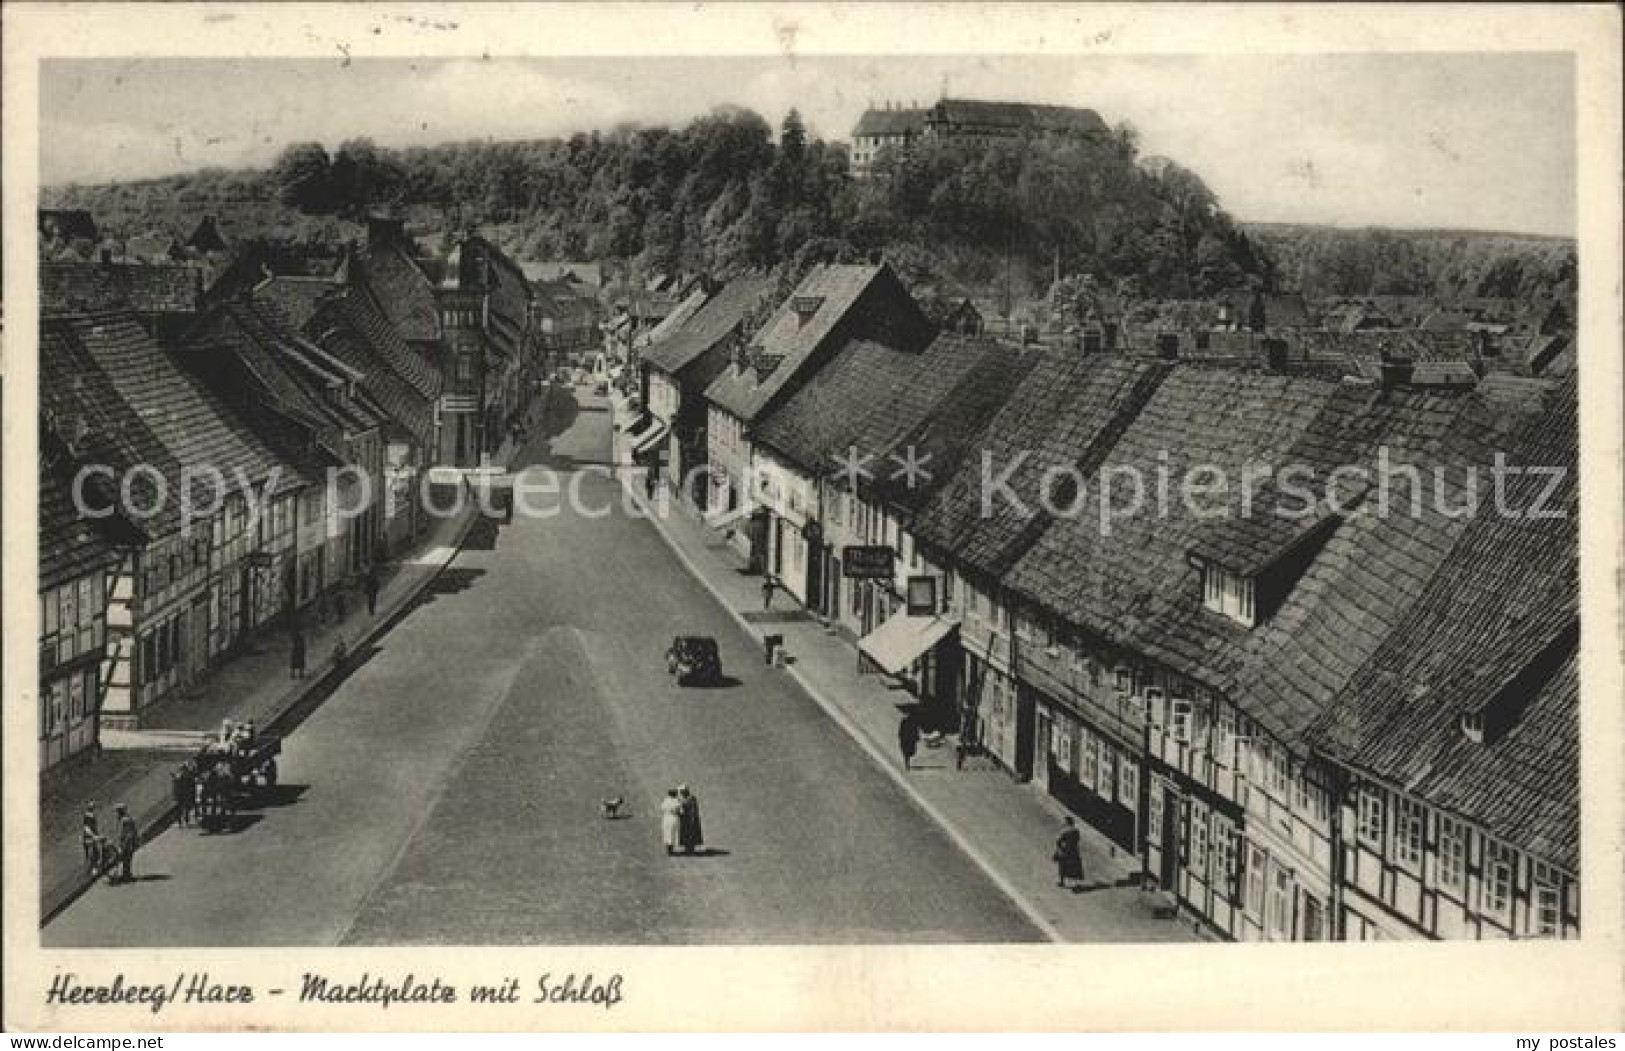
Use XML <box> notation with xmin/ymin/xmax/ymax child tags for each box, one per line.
<box><xmin>631</xmin><ymin>419</ymin><xmax>669</xmax><ymax>456</ymax></box>
<box><xmin>858</xmin><ymin>610</ymin><xmax>960</xmax><ymax>676</ymax></box>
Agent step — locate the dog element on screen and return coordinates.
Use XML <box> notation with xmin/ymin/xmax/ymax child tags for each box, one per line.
<box><xmin>600</xmin><ymin>797</ymin><xmax>625</xmax><ymax>820</ymax></box>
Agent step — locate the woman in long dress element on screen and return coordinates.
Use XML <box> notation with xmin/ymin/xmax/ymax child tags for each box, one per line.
<box><xmin>659</xmin><ymin>789</ymin><xmax>682</xmax><ymax>855</ymax></box>
<box><xmin>1055</xmin><ymin>816</ymin><xmax>1085</xmax><ymax>890</ymax></box>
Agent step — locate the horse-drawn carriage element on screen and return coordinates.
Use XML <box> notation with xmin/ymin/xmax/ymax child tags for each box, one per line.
<box><xmin>191</xmin><ymin>735</ymin><xmax>281</xmax><ymax>829</ymax></box>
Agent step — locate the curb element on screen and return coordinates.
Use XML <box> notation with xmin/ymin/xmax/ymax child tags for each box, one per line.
<box><xmin>41</xmin><ymin>494</ymin><xmax>490</xmax><ymax>926</ymax></box>
<box><xmin>619</xmin><ymin>475</ymin><xmax>1066</xmax><ymax>944</ymax></box>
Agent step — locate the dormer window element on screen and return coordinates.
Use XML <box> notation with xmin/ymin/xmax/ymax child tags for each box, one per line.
<box><xmin>792</xmin><ymin>296</ymin><xmax>824</xmax><ymax>327</ymax></box>
<box><xmin>1201</xmin><ymin>562</ymin><xmax>1256</xmax><ymax>625</ymax></box>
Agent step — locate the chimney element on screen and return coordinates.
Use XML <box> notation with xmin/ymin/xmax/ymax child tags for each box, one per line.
<box><xmin>1082</xmin><ymin>329</ymin><xmax>1102</xmax><ymax>354</ymax></box>
<box><xmin>1477</xmin><ymin>329</ymin><xmax>1499</xmax><ymax>358</ymax></box>
<box><xmin>1379</xmin><ymin>349</ymin><xmax>1414</xmax><ymax>388</ymax></box>
<box><xmin>367</xmin><ymin>216</ymin><xmax>406</xmax><ymax>248</ymax></box>
<box><xmin>1459</xmin><ymin>709</ymin><xmax>1485</xmax><ymax>745</ymax></box>
<box><xmin>1157</xmin><ymin>333</ymin><xmax>1180</xmax><ymax>362</ymax></box>
<box><xmin>1264</xmin><ymin>337</ymin><xmax>1289</xmax><ymax>373</ymax></box>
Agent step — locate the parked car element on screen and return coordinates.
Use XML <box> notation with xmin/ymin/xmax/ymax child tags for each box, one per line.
<box><xmin>666</xmin><ymin>635</ymin><xmax>722</xmax><ymax>686</ymax></box>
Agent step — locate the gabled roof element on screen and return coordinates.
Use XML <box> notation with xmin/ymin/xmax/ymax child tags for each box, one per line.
<box><xmin>638</xmin><ymin>287</ymin><xmax>711</xmax><ymax>348</ymax></box>
<box><xmin>358</xmin><ymin>239</ymin><xmax>440</xmax><ymax>344</ymax></box>
<box><xmin>59</xmin><ymin>310</ymin><xmax>305</xmax><ymax>493</ymax></box>
<box><xmin>914</xmin><ymin>352</ymin><xmax>1169</xmax><ymax>577</ymax></box>
<box><xmin>39</xmin><ymin>446</ymin><xmax>129</xmax><ymax>591</ymax></box>
<box><xmin>643</xmin><ymin>274</ymin><xmax>776</xmax><ymax>375</ymax></box>
<box><xmin>1303</xmin><ymin>383</ymin><xmax>1577</xmax><ymax>869</ymax></box>
<box><xmin>41</xmin><ymin>262</ymin><xmax>202</xmax><ymax>317</ymax></box>
<box><xmin>1004</xmin><ymin>368</ymin><xmax>1337</xmax><ymax>648</ymax></box>
<box><xmin>753</xmin><ymin>338</ymin><xmax>927</xmax><ymax>474</ymax></box>
<box><xmin>865</xmin><ymin>339</ymin><xmax>1040</xmax><ymax>515</ymax></box>
<box><xmin>305</xmin><ymin>288</ymin><xmax>441</xmax><ymax>451</ymax></box>
<box><xmin>704</xmin><ymin>263</ymin><xmax>929</xmax><ymax>423</ymax></box>
<box><xmin>853</xmin><ymin>108</ymin><xmax>928</xmax><ymax>138</ymax></box>
<box><xmin>253</xmin><ymin>274</ymin><xmax>343</xmax><ymax>331</ymax></box>
<box><xmin>40</xmin><ymin>321</ymin><xmax>184</xmax><ymax>539</ymax></box>
<box><xmin>930</xmin><ymin>98</ymin><xmax>1108</xmax><ymax>138</ymax></box>
<box><xmin>180</xmin><ymin>299</ymin><xmax>377</xmax><ymax>465</ymax></box>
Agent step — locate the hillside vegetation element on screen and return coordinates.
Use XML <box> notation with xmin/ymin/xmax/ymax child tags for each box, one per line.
<box><xmin>46</xmin><ymin>106</ymin><xmax>1573</xmax><ymax>312</ymax></box>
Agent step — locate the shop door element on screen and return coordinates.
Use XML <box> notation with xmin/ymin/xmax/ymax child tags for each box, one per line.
<box><xmin>1033</xmin><ymin>708</ymin><xmax>1053</xmax><ymax>792</ymax></box>
<box><xmin>1159</xmin><ymin>783</ymin><xmax>1182</xmax><ymax>889</ymax></box>
<box><xmin>1014</xmin><ymin>688</ymin><xmax>1036</xmax><ymax>781</ymax></box>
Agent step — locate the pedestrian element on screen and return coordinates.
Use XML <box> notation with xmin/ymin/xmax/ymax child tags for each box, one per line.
<box><xmin>172</xmin><ymin>762</ymin><xmax>195</xmax><ymax>828</ymax></box>
<box><xmin>659</xmin><ymin>789</ymin><xmax>682</xmax><ymax>856</ymax></box>
<box><xmin>81</xmin><ymin>802</ymin><xmax>102</xmax><ymax>873</ymax></box>
<box><xmin>114</xmin><ymin>803</ymin><xmax>139</xmax><ymax>884</ymax></box>
<box><xmin>1054</xmin><ymin>816</ymin><xmax>1085</xmax><ymax>891</ymax></box>
<box><xmin>761</xmin><ymin>577</ymin><xmax>775</xmax><ymax>611</ymax></box>
<box><xmin>364</xmin><ymin>565</ymin><xmax>380</xmax><ymax>616</ymax></box>
<box><xmin>290</xmin><ymin>628</ymin><xmax>307</xmax><ymax>680</ymax></box>
<box><xmin>898</xmin><ymin>714</ymin><xmax>920</xmax><ymax>771</ymax></box>
<box><xmin>677</xmin><ymin>785</ymin><xmax>704</xmax><ymax>855</ymax></box>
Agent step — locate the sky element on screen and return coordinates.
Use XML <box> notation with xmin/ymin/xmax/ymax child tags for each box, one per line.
<box><xmin>39</xmin><ymin>52</ymin><xmax>1576</xmax><ymax>237</ymax></box>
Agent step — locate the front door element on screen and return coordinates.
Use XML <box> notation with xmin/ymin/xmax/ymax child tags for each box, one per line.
<box><xmin>1033</xmin><ymin>708</ymin><xmax>1053</xmax><ymax>792</ymax></box>
<box><xmin>1014</xmin><ymin>687</ymin><xmax>1036</xmax><ymax>781</ymax></box>
<box><xmin>1160</xmin><ymin>782</ymin><xmax>1182</xmax><ymax>889</ymax></box>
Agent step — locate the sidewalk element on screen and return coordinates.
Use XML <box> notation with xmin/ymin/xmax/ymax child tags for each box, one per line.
<box><xmin>40</xmin><ymin>441</ymin><xmax>518</xmax><ymax>923</ymax></box>
<box><xmin>621</xmin><ymin>468</ymin><xmax>1204</xmax><ymax>943</ymax></box>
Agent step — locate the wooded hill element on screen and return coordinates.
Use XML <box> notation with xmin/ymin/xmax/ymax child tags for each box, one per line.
<box><xmin>45</xmin><ymin>105</ymin><xmax>1574</xmax><ymax>312</ymax></box>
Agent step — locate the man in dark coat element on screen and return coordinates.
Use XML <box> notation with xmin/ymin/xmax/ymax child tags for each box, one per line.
<box><xmin>1054</xmin><ymin>816</ymin><xmax>1085</xmax><ymax>890</ymax></box>
<box><xmin>898</xmin><ymin>715</ymin><xmax>921</xmax><ymax>771</ymax></box>
<box><xmin>114</xmin><ymin>803</ymin><xmax>139</xmax><ymax>884</ymax></box>
<box><xmin>172</xmin><ymin>762</ymin><xmax>195</xmax><ymax>828</ymax></box>
<box><xmin>677</xmin><ymin>786</ymin><xmax>704</xmax><ymax>855</ymax></box>
<box><xmin>364</xmin><ymin>565</ymin><xmax>380</xmax><ymax>616</ymax></box>
<box><xmin>81</xmin><ymin>802</ymin><xmax>102</xmax><ymax>873</ymax></box>
<box><xmin>290</xmin><ymin>627</ymin><xmax>307</xmax><ymax>679</ymax></box>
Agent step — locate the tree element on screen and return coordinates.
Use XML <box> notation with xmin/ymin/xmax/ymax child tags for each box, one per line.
<box><xmin>272</xmin><ymin>142</ymin><xmax>332</xmax><ymax>213</ymax></box>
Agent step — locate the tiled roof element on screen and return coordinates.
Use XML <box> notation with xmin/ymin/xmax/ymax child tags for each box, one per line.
<box><xmin>644</xmin><ymin>275</ymin><xmax>775</xmax><ymax>375</ymax></box>
<box><xmin>253</xmin><ymin>275</ymin><xmax>342</xmax><ymax>330</ymax></box>
<box><xmin>639</xmin><ymin>287</ymin><xmax>711</xmax><ymax>349</ymax></box>
<box><xmin>916</xmin><ymin>352</ymin><xmax>1170</xmax><ymax>578</ymax></box>
<box><xmin>41</xmin><ymin>262</ymin><xmax>202</xmax><ymax>317</ymax></box>
<box><xmin>53</xmin><ymin>311</ymin><xmax>305</xmax><ymax>498</ymax></box>
<box><xmin>931</xmin><ymin>99</ymin><xmax>1108</xmax><ymax>137</ymax></box>
<box><xmin>1005</xmin><ymin>368</ymin><xmax>1336</xmax><ymax>650</ymax></box>
<box><xmin>358</xmin><ymin>241</ymin><xmax>440</xmax><ymax>344</ymax></box>
<box><xmin>705</xmin><ymin>263</ymin><xmax>929</xmax><ymax>422</ymax></box>
<box><xmin>305</xmin><ymin>288</ymin><xmax>440</xmax><ymax>451</ymax></box>
<box><xmin>181</xmin><ymin>299</ymin><xmax>375</xmax><ymax>466</ymax></box>
<box><xmin>866</xmin><ymin>340</ymin><xmax>1040</xmax><ymax>515</ymax></box>
<box><xmin>39</xmin><ymin>452</ymin><xmax>124</xmax><ymax>591</ymax></box>
<box><xmin>853</xmin><ymin>108</ymin><xmax>928</xmax><ymax>138</ymax></box>
<box><xmin>1192</xmin><ymin>387</ymin><xmax>1498</xmax><ymax>742</ymax></box>
<box><xmin>753</xmin><ymin>338</ymin><xmax>927</xmax><ymax>474</ymax></box>
<box><xmin>1306</xmin><ymin>384</ymin><xmax>1578</xmax><ymax>869</ymax></box>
